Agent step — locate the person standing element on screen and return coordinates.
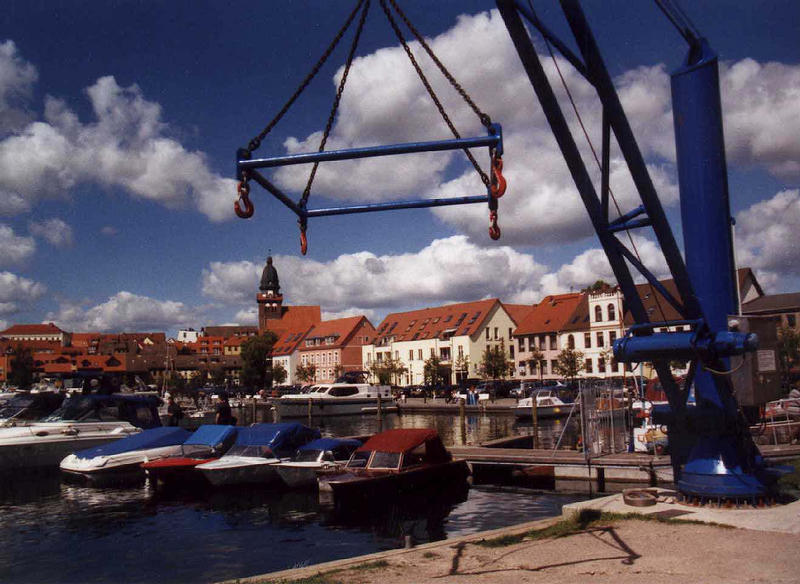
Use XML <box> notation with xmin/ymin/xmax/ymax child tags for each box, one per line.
<box><xmin>166</xmin><ymin>395</ymin><xmax>184</xmax><ymax>427</ymax></box>
<box><xmin>215</xmin><ymin>391</ymin><xmax>236</xmax><ymax>425</ymax></box>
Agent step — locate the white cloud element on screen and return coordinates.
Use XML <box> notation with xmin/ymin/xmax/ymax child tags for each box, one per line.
<box><xmin>0</xmin><ymin>41</ymin><xmax>236</xmax><ymax>221</ymax></box>
<box><xmin>28</xmin><ymin>217</ymin><xmax>74</xmax><ymax>246</ymax></box>
<box><xmin>0</xmin><ymin>40</ymin><xmax>37</xmax><ymax>133</ymax></box>
<box><xmin>233</xmin><ymin>307</ymin><xmax>258</xmax><ymax>326</ymax></box>
<box><xmin>0</xmin><ymin>224</ymin><xmax>35</xmax><ymax>266</ymax></box>
<box><xmin>0</xmin><ymin>270</ymin><xmax>46</xmax><ymax>316</ymax></box>
<box><xmin>203</xmin><ymin>236</ymin><xmax>549</xmax><ymax>316</ymax></box>
<box><xmin>47</xmin><ymin>291</ymin><xmax>199</xmax><ymax>332</ymax></box>
<box><xmin>736</xmin><ymin>189</ymin><xmax>800</xmax><ymax>283</ymax></box>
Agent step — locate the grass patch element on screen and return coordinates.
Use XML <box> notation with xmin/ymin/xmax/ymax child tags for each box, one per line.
<box><xmin>350</xmin><ymin>560</ymin><xmax>390</xmax><ymax>571</ymax></box>
<box><xmin>257</xmin><ymin>576</ymin><xmax>345</xmax><ymax>584</ymax></box>
<box><xmin>476</xmin><ymin>508</ymin><xmax>730</xmax><ymax>548</ymax></box>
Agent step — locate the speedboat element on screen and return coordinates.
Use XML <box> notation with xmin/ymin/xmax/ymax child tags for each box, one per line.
<box><xmin>318</xmin><ymin>428</ymin><xmax>470</xmax><ymax>507</ymax></box>
<box><xmin>274</xmin><ymin>437</ymin><xmax>362</xmax><ymax>488</ymax></box>
<box><xmin>197</xmin><ymin>423</ymin><xmax>320</xmax><ymax>487</ymax></box>
<box><xmin>0</xmin><ymin>393</ymin><xmax>162</xmax><ymax>471</ymax></box>
<box><xmin>141</xmin><ymin>424</ymin><xmax>237</xmax><ymax>487</ymax></box>
<box><xmin>513</xmin><ymin>389</ymin><xmax>574</xmax><ymax>419</ymax></box>
<box><xmin>276</xmin><ymin>382</ymin><xmax>394</xmax><ymax>417</ymax></box>
<box><xmin>60</xmin><ymin>426</ymin><xmax>191</xmax><ymax>484</ymax></box>
<box><xmin>0</xmin><ymin>391</ymin><xmax>66</xmax><ymax>426</ymax></box>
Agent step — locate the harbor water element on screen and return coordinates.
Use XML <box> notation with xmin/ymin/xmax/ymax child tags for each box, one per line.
<box><xmin>1</xmin><ymin>410</ymin><xmax>590</xmax><ymax>583</ymax></box>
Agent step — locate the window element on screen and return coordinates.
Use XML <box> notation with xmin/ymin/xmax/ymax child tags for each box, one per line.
<box><xmin>567</xmin><ymin>334</ymin><xmax>575</xmax><ymax>349</ymax></box>
<box><xmin>549</xmin><ymin>359</ymin><xmax>557</xmax><ymax>374</ymax></box>
<box><xmin>418</xmin><ymin>349</ymin><xmax>423</xmax><ymax>360</ymax></box>
<box><xmin>457</xmin><ymin>345</ymin><xmax>463</xmax><ymax>358</ymax></box>
<box><xmin>608</xmin><ymin>303</ymin><xmax>616</xmax><ymax>321</ymax></box>
<box><xmin>430</xmin><ymin>348</ymin><xmax>435</xmax><ymax>358</ymax></box>
<box><xmin>594</xmin><ymin>305</ymin><xmax>603</xmax><ymax>322</ymax></box>
<box><xmin>609</xmin><ymin>331</ymin><xmax>617</xmax><ymax>345</ymax></box>
<box><xmin>486</xmin><ymin>328</ymin><xmax>490</xmax><ymax>340</ymax></box>
<box><xmin>550</xmin><ymin>334</ymin><xmax>557</xmax><ymax>350</ymax></box>
<box><xmin>328</xmin><ymin>385</ymin><xmax>360</xmax><ymax>397</ymax></box>
<box><xmin>584</xmin><ymin>332</ymin><xmax>591</xmax><ymax>349</ymax></box>
<box><xmin>409</xmin><ymin>350</ymin><xmax>414</xmax><ymax>361</ymax></box>
<box><xmin>508</xmin><ymin>328</ymin><xmax>513</xmax><ymax>340</ymax></box>
<box><xmin>494</xmin><ymin>327</ymin><xmax>499</xmax><ymax>340</ymax></box>
<box><xmin>509</xmin><ymin>345</ymin><xmax>515</xmax><ymax>359</ymax></box>
<box><xmin>598</xmin><ymin>358</ymin><xmax>606</xmax><ymax>373</ymax></box>
<box><xmin>370</xmin><ymin>451</ymin><xmax>401</xmax><ymax>469</ymax></box>
<box><xmin>597</xmin><ymin>332</ymin><xmax>604</xmax><ymax>348</ymax></box>
<box><xmin>395</xmin><ymin>351</ymin><xmax>399</xmax><ymax>360</ymax></box>
<box><xmin>585</xmin><ymin>358</ymin><xmax>593</xmax><ymax>373</ymax></box>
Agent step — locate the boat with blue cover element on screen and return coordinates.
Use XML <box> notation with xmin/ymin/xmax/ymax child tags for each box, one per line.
<box><xmin>60</xmin><ymin>426</ymin><xmax>191</xmax><ymax>483</ymax></box>
<box><xmin>198</xmin><ymin>423</ymin><xmax>320</xmax><ymax>487</ymax></box>
<box><xmin>274</xmin><ymin>437</ymin><xmax>362</xmax><ymax>488</ymax></box>
<box><xmin>0</xmin><ymin>393</ymin><xmax>162</xmax><ymax>471</ymax></box>
<box><xmin>141</xmin><ymin>424</ymin><xmax>237</xmax><ymax>487</ymax></box>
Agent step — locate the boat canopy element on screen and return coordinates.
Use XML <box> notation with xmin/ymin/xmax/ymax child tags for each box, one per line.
<box><xmin>185</xmin><ymin>424</ymin><xmax>238</xmax><ymax>447</ymax></box>
<box><xmin>236</xmin><ymin>423</ymin><xmax>320</xmax><ymax>454</ymax></box>
<box><xmin>357</xmin><ymin>428</ymin><xmax>451</xmax><ymax>462</ymax></box>
<box><xmin>72</xmin><ymin>427</ymin><xmax>191</xmax><ymax>459</ymax></box>
<box><xmin>42</xmin><ymin>394</ymin><xmax>162</xmax><ymax>428</ymax></box>
<box><xmin>299</xmin><ymin>437</ymin><xmax>361</xmax><ymax>452</ymax></box>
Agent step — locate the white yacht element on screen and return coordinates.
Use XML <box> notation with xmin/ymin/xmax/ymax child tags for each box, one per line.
<box><xmin>276</xmin><ymin>382</ymin><xmax>394</xmax><ymax>418</ymax></box>
<box><xmin>513</xmin><ymin>389</ymin><xmax>575</xmax><ymax>419</ymax></box>
<box><xmin>0</xmin><ymin>393</ymin><xmax>162</xmax><ymax>471</ymax></box>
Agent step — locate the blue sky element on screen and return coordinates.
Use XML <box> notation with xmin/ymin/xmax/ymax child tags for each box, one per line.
<box><xmin>0</xmin><ymin>1</ymin><xmax>798</xmax><ymax>337</ymax></box>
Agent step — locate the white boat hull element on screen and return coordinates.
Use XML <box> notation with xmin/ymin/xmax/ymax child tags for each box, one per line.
<box><xmin>197</xmin><ymin>455</ymin><xmax>282</xmax><ymax>486</ymax></box>
<box><xmin>274</xmin><ymin>461</ymin><xmax>341</xmax><ymax>488</ymax></box>
<box><xmin>60</xmin><ymin>444</ymin><xmax>184</xmax><ymax>480</ymax></box>
<box><xmin>0</xmin><ymin>422</ymin><xmax>140</xmax><ymax>471</ymax></box>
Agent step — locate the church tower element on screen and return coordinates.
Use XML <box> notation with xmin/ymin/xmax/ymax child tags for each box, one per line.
<box><xmin>257</xmin><ymin>255</ymin><xmax>284</xmax><ymax>332</ymax></box>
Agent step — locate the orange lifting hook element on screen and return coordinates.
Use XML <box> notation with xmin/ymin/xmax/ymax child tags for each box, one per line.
<box><xmin>489</xmin><ymin>210</ymin><xmax>501</xmax><ymax>240</ymax></box>
<box><xmin>299</xmin><ymin>225</ymin><xmax>308</xmax><ymax>255</ymax></box>
<box><xmin>235</xmin><ymin>180</ymin><xmax>254</xmax><ymax>219</ymax></box>
<box><xmin>490</xmin><ymin>155</ymin><xmax>506</xmax><ymax>199</ymax></box>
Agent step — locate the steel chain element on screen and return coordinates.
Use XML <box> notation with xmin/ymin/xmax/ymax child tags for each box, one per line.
<box><xmin>379</xmin><ymin>0</ymin><xmax>491</xmax><ymax>188</ymax></box>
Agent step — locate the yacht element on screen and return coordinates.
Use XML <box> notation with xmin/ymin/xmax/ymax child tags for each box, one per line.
<box><xmin>513</xmin><ymin>389</ymin><xmax>575</xmax><ymax>419</ymax></box>
<box><xmin>0</xmin><ymin>391</ymin><xmax>66</xmax><ymax>426</ymax></box>
<box><xmin>276</xmin><ymin>382</ymin><xmax>393</xmax><ymax>418</ymax></box>
<box><xmin>0</xmin><ymin>393</ymin><xmax>162</xmax><ymax>471</ymax></box>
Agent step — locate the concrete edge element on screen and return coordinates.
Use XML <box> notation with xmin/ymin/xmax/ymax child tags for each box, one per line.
<box><xmin>218</xmin><ymin>515</ymin><xmax>562</xmax><ymax>584</ymax></box>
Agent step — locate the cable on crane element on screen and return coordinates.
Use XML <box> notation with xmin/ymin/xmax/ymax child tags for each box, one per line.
<box><xmin>235</xmin><ymin>0</ymin><xmax>505</xmax><ymax>254</ymax></box>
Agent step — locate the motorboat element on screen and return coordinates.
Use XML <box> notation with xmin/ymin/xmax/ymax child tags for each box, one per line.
<box><xmin>141</xmin><ymin>424</ymin><xmax>237</xmax><ymax>487</ymax></box>
<box><xmin>318</xmin><ymin>428</ymin><xmax>470</xmax><ymax>507</ymax></box>
<box><xmin>0</xmin><ymin>391</ymin><xmax>66</xmax><ymax>426</ymax></box>
<box><xmin>60</xmin><ymin>426</ymin><xmax>191</xmax><ymax>484</ymax></box>
<box><xmin>276</xmin><ymin>382</ymin><xmax>394</xmax><ymax>418</ymax></box>
<box><xmin>513</xmin><ymin>389</ymin><xmax>575</xmax><ymax>419</ymax></box>
<box><xmin>274</xmin><ymin>437</ymin><xmax>362</xmax><ymax>488</ymax></box>
<box><xmin>197</xmin><ymin>423</ymin><xmax>320</xmax><ymax>487</ymax></box>
<box><xmin>0</xmin><ymin>393</ymin><xmax>162</xmax><ymax>471</ymax></box>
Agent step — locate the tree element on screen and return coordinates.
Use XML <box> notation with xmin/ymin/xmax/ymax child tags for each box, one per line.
<box><xmin>778</xmin><ymin>326</ymin><xmax>800</xmax><ymax>390</ymax></box>
<box><xmin>528</xmin><ymin>345</ymin><xmax>545</xmax><ymax>384</ymax></box>
<box><xmin>454</xmin><ymin>354</ymin><xmax>470</xmax><ymax>384</ymax></box>
<box><xmin>240</xmin><ymin>332</ymin><xmax>278</xmax><ymax>388</ymax></box>
<box><xmin>423</xmin><ymin>354</ymin><xmax>448</xmax><ymax>387</ymax></box>
<box><xmin>295</xmin><ymin>363</ymin><xmax>316</xmax><ymax>384</ymax></box>
<box><xmin>479</xmin><ymin>340</ymin><xmax>513</xmax><ymax>380</ymax></box>
<box><xmin>9</xmin><ymin>345</ymin><xmax>34</xmax><ymax>389</ymax></box>
<box><xmin>554</xmin><ymin>347</ymin><xmax>585</xmax><ymax>385</ymax></box>
<box><xmin>272</xmin><ymin>362</ymin><xmax>287</xmax><ymax>385</ymax></box>
<box><xmin>210</xmin><ymin>367</ymin><xmax>227</xmax><ymax>386</ymax></box>
<box><xmin>581</xmin><ymin>280</ymin><xmax>614</xmax><ymax>293</ymax></box>
<box><xmin>369</xmin><ymin>355</ymin><xmax>406</xmax><ymax>385</ymax></box>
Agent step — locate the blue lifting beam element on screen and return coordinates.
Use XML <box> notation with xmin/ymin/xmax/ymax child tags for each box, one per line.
<box><xmin>496</xmin><ymin>0</ymin><xmax>781</xmax><ymax>500</ymax></box>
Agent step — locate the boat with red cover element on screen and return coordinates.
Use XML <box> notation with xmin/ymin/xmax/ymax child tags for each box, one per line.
<box><xmin>141</xmin><ymin>424</ymin><xmax>237</xmax><ymax>487</ymax></box>
<box><xmin>318</xmin><ymin>428</ymin><xmax>469</xmax><ymax>506</ymax></box>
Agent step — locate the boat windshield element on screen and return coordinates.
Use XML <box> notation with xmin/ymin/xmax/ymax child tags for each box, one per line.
<box><xmin>0</xmin><ymin>395</ymin><xmax>35</xmax><ymax>419</ymax></box>
<box><xmin>43</xmin><ymin>396</ymin><xmax>111</xmax><ymax>422</ymax></box>
<box><xmin>294</xmin><ymin>449</ymin><xmax>323</xmax><ymax>463</ymax></box>
<box><xmin>224</xmin><ymin>444</ymin><xmax>274</xmax><ymax>458</ymax></box>
<box><xmin>346</xmin><ymin>450</ymin><xmax>371</xmax><ymax>469</ymax></box>
<box><xmin>180</xmin><ymin>444</ymin><xmax>215</xmax><ymax>458</ymax></box>
<box><xmin>369</xmin><ymin>451</ymin><xmax>401</xmax><ymax>470</ymax></box>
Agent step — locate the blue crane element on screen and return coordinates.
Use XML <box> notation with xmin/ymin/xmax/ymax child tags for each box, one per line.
<box><xmin>235</xmin><ymin>0</ymin><xmax>787</xmax><ymax>501</ymax></box>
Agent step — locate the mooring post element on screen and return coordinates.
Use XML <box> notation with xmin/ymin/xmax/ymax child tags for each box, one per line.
<box><xmin>532</xmin><ymin>392</ymin><xmax>539</xmax><ymax>450</ymax></box>
<box><xmin>307</xmin><ymin>397</ymin><xmax>312</xmax><ymax>423</ymax></box>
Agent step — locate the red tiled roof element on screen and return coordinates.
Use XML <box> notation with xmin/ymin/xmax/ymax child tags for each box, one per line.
<box><xmin>1</xmin><ymin>323</ymin><xmax>65</xmax><ymax>335</ymax></box>
<box><xmin>301</xmin><ymin>316</ymin><xmax>375</xmax><ymax>350</ymax></box>
<box><xmin>514</xmin><ymin>293</ymin><xmax>584</xmax><ymax>335</ymax></box>
<box><xmin>374</xmin><ymin>299</ymin><xmax>501</xmax><ymax>343</ymax></box>
<box><xmin>502</xmin><ymin>303</ymin><xmax>534</xmax><ymax>326</ymax></box>
<box><xmin>272</xmin><ymin>326</ymin><xmax>314</xmax><ymax>357</ymax></box>
<box><xmin>262</xmin><ymin>305</ymin><xmax>322</xmax><ymax>338</ymax></box>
